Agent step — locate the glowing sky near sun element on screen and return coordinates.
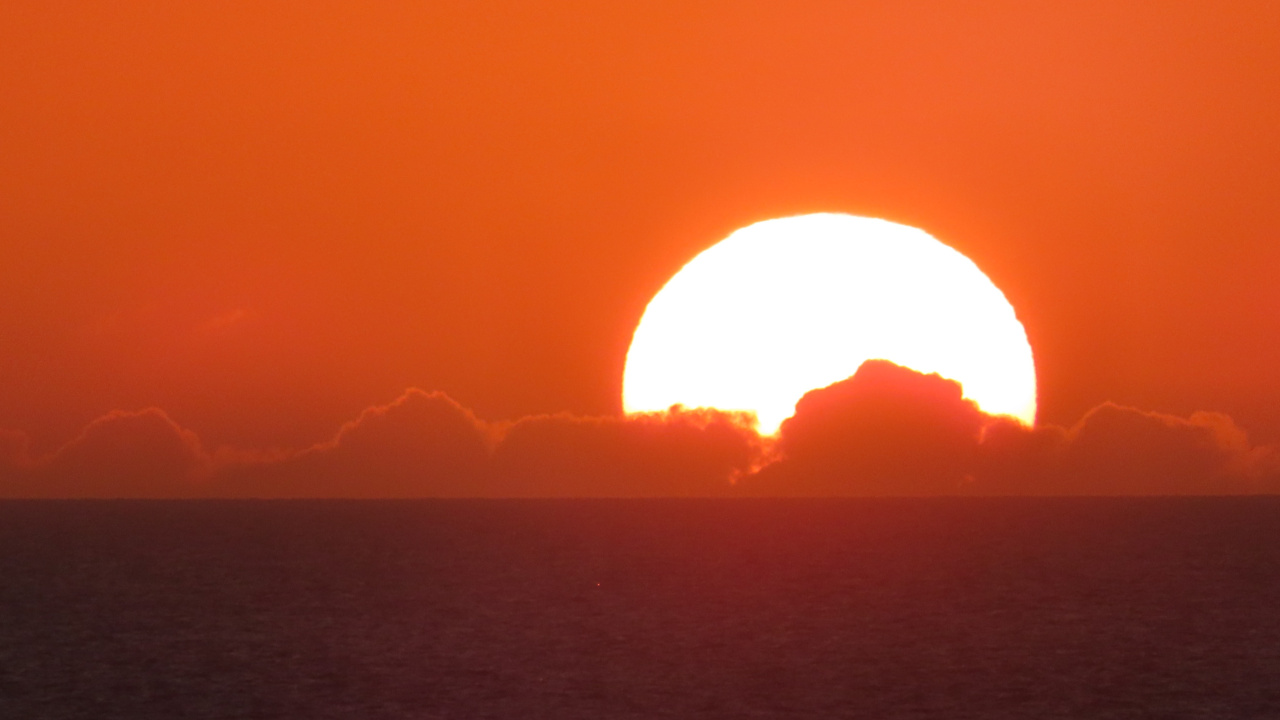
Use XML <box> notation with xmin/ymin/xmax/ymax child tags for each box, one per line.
<box><xmin>2</xmin><ymin>2</ymin><xmax>1279</xmax><ymax>457</ymax></box>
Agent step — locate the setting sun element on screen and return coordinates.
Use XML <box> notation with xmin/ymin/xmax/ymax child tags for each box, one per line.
<box><xmin>623</xmin><ymin>213</ymin><xmax>1037</xmax><ymax>434</ymax></box>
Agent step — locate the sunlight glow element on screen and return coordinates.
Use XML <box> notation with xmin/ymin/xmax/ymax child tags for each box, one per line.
<box><xmin>622</xmin><ymin>213</ymin><xmax>1037</xmax><ymax>434</ymax></box>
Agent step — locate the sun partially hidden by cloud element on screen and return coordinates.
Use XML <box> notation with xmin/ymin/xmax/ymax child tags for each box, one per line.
<box><xmin>744</xmin><ymin>360</ymin><xmax>986</xmax><ymax>496</ymax></box>
<box><xmin>622</xmin><ymin>214</ymin><xmax>1037</xmax><ymax>435</ymax></box>
<box><xmin>0</xmin><ymin>362</ymin><xmax>1275</xmax><ymax>499</ymax></box>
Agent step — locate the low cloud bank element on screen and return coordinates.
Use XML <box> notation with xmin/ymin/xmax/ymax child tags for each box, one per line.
<box><xmin>491</xmin><ymin>408</ymin><xmax>761</xmax><ymax>497</ymax></box>
<box><xmin>744</xmin><ymin>361</ymin><xmax>1277</xmax><ymax>496</ymax></box>
<box><xmin>214</xmin><ymin>390</ymin><xmax>493</xmax><ymax>498</ymax></box>
<box><xmin>1</xmin><ymin>362</ymin><xmax>1276</xmax><ymax>498</ymax></box>
<box><xmin>0</xmin><ymin>409</ymin><xmax>211</xmax><ymax>498</ymax></box>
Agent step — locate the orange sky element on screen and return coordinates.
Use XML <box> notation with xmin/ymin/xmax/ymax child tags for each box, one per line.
<box><xmin>3</xmin><ymin>1</ymin><xmax>1280</xmax><ymax>457</ymax></box>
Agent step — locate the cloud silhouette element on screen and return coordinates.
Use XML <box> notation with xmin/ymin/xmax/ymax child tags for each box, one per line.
<box><xmin>741</xmin><ymin>361</ymin><xmax>1277</xmax><ymax>497</ymax></box>
<box><xmin>969</xmin><ymin>415</ymin><xmax>1067</xmax><ymax>495</ymax></box>
<box><xmin>0</xmin><ymin>409</ymin><xmax>210</xmax><ymax>498</ymax></box>
<box><xmin>210</xmin><ymin>391</ymin><xmax>759</xmax><ymax>497</ymax></box>
<box><xmin>213</xmin><ymin>389</ymin><xmax>492</xmax><ymax>498</ymax></box>
<box><xmin>0</xmin><ymin>429</ymin><xmax>33</xmax><ymax>485</ymax></box>
<box><xmin>741</xmin><ymin>360</ymin><xmax>985</xmax><ymax>496</ymax></box>
<box><xmin>1055</xmin><ymin>403</ymin><xmax>1273</xmax><ymax>495</ymax></box>
<box><xmin>491</xmin><ymin>408</ymin><xmax>761</xmax><ymax>497</ymax></box>
<box><xmin>1</xmin><ymin>366</ymin><xmax>1276</xmax><ymax>498</ymax></box>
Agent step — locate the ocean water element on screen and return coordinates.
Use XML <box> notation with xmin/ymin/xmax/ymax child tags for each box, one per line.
<box><xmin>1</xmin><ymin>498</ymin><xmax>1278</xmax><ymax>719</ymax></box>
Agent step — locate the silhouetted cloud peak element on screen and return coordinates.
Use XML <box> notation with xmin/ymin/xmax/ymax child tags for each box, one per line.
<box><xmin>1</xmin><ymin>363</ymin><xmax>1276</xmax><ymax>498</ymax></box>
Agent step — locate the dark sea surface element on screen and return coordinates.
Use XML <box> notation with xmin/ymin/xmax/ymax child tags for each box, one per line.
<box><xmin>2</xmin><ymin>498</ymin><xmax>1279</xmax><ymax>719</ymax></box>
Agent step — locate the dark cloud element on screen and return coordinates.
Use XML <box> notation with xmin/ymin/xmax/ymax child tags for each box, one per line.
<box><xmin>970</xmin><ymin>403</ymin><xmax>1280</xmax><ymax>496</ymax></box>
<box><xmin>0</xmin><ymin>409</ymin><xmax>210</xmax><ymax>498</ymax></box>
<box><xmin>742</xmin><ymin>360</ymin><xmax>985</xmax><ymax>496</ymax></box>
<box><xmin>212</xmin><ymin>389</ymin><xmax>492</xmax><ymax>498</ymax></box>
<box><xmin>742</xmin><ymin>361</ymin><xmax>1277</xmax><ymax>497</ymax></box>
<box><xmin>969</xmin><ymin>416</ymin><xmax>1067</xmax><ymax>495</ymax></box>
<box><xmin>0</xmin><ymin>429</ymin><xmax>33</xmax><ymax>486</ymax></box>
<box><xmin>211</xmin><ymin>391</ymin><xmax>759</xmax><ymax>497</ymax></box>
<box><xmin>2</xmin><ymin>368</ymin><xmax>1276</xmax><ymax>498</ymax></box>
<box><xmin>491</xmin><ymin>408</ymin><xmax>761</xmax><ymax>497</ymax></box>
<box><xmin>1055</xmin><ymin>403</ymin><xmax>1274</xmax><ymax>495</ymax></box>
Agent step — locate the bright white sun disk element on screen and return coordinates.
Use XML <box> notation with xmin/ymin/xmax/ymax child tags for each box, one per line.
<box><xmin>622</xmin><ymin>213</ymin><xmax>1037</xmax><ymax>434</ymax></box>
